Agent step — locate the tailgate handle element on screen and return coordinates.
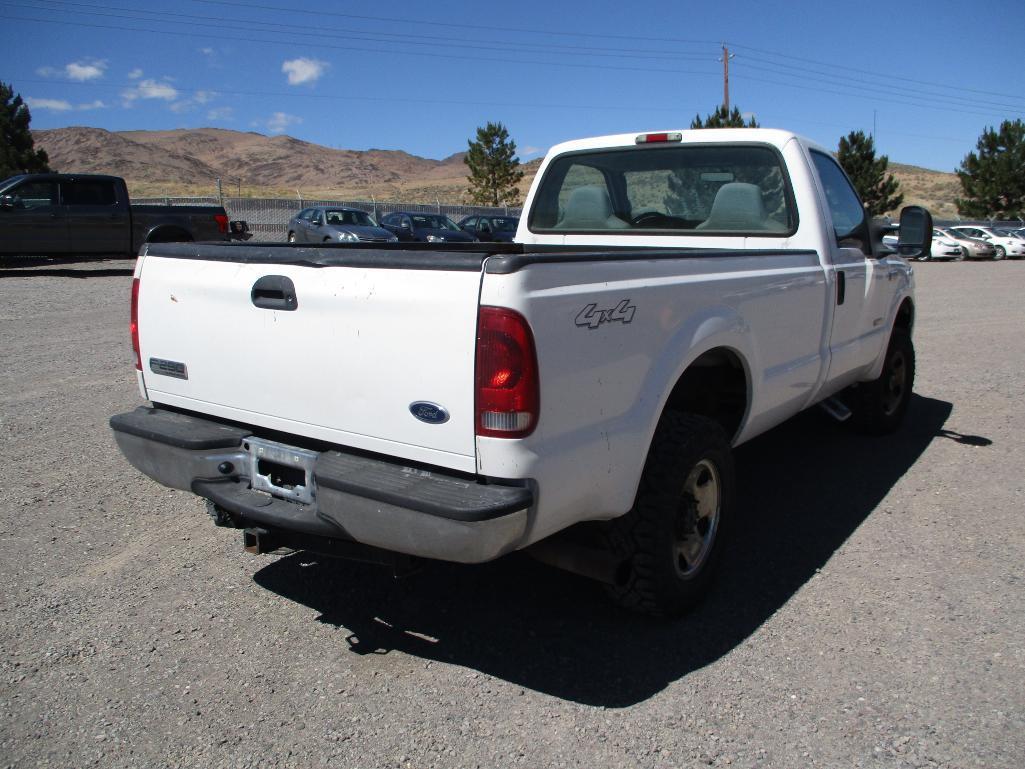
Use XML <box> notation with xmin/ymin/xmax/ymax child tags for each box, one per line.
<box><xmin>251</xmin><ymin>275</ymin><xmax>298</xmax><ymax>311</ymax></box>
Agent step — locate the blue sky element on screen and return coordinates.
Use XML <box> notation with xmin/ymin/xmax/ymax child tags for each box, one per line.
<box><xmin>2</xmin><ymin>0</ymin><xmax>1024</xmax><ymax>171</ymax></box>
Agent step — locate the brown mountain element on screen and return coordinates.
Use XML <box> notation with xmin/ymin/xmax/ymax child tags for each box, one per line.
<box><xmin>31</xmin><ymin>126</ymin><xmax>954</xmax><ymax>214</ymax></box>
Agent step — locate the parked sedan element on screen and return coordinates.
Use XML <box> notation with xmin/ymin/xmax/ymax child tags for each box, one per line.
<box><xmin>928</xmin><ymin>228</ymin><xmax>964</xmax><ymax>260</ymax></box>
<box><xmin>948</xmin><ymin>225</ymin><xmax>1025</xmax><ymax>260</ymax></box>
<box><xmin>935</xmin><ymin>227</ymin><xmax>997</xmax><ymax>260</ymax></box>
<box><xmin>287</xmin><ymin>207</ymin><xmax>397</xmax><ymax>244</ymax></box>
<box><xmin>379</xmin><ymin>212</ymin><xmax>477</xmax><ymax>243</ymax></box>
<box><xmin>457</xmin><ymin>215</ymin><xmax>520</xmax><ymax>242</ymax></box>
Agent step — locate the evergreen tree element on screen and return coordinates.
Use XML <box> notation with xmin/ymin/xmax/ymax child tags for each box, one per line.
<box><xmin>956</xmin><ymin>119</ymin><xmax>1025</xmax><ymax>218</ymax></box>
<box><xmin>0</xmin><ymin>82</ymin><xmax>50</xmax><ymax>179</ymax></box>
<box><xmin>690</xmin><ymin>105</ymin><xmax>759</xmax><ymax>129</ymax></box>
<box><xmin>836</xmin><ymin>130</ymin><xmax>903</xmax><ymax>216</ymax></box>
<box><xmin>464</xmin><ymin>122</ymin><xmax>524</xmax><ymax>206</ymax></box>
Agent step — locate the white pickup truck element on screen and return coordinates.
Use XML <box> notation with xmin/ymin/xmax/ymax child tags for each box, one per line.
<box><xmin>111</xmin><ymin>128</ymin><xmax>931</xmax><ymax>615</ymax></box>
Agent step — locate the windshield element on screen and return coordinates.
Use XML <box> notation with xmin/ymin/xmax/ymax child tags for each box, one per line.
<box><xmin>411</xmin><ymin>214</ymin><xmax>460</xmax><ymax>231</ymax></box>
<box><xmin>529</xmin><ymin>144</ymin><xmax>793</xmax><ymax>234</ymax></box>
<box><xmin>325</xmin><ymin>209</ymin><xmax>376</xmax><ymax>227</ymax></box>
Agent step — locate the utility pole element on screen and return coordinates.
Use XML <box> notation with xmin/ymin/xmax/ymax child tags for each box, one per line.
<box><xmin>719</xmin><ymin>43</ymin><xmax>735</xmax><ymax>112</ymax></box>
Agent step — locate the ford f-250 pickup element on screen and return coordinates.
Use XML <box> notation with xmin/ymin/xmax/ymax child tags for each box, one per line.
<box><xmin>110</xmin><ymin>128</ymin><xmax>931</xmax><ymax>615</ymax></box>
<box><xmin>0</xmin><ymin>173</ymin><xmax>233</xmax><ymax>256</ymax></box>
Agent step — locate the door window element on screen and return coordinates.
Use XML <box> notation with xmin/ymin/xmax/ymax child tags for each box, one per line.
<box><xmin>63</xmin><ymin>180</ymin><xmax>117</xmax><ymax>206</ymax></box>
<box><xmin>810</xmin><ymin>151</ymin><xmax>865</xmax><ymax>240</ymax></box>
<box><xmin>8</xmin><ymin>180</ymin><xmax>57</xmax><ymax>209</ymax></box>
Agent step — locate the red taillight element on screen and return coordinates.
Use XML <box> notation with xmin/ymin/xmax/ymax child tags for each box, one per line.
<box><xmin>130</xmin><ymin>277</ymin><xmax>141</xmax><ymax>371</ymax></box>
<box><xmin>475</xmin><ymin>306</ymin><xmax>539</xmax><ymax>439</ymax></box>
<box><xmin>214</xmin><ymin>213</ymin><xmax>229</xmax><ymax>234</ymax></box>
<box><xmin>635</xmin><ymin>131</ymin><xmax>683</xmax><ymax>144</ymax></box>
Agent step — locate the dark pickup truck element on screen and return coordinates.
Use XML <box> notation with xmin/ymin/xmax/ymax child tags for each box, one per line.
<box><xmin>0</xmin><ymin>173</ymin><xmax>234</xmax><ymax>256</ymax></box>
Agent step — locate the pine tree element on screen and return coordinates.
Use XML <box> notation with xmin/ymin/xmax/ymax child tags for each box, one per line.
<box><xmin>690</xmin><ymin>105</ymin><xmax>759</xmax><ymax>129</ymax></box>
<box><xmin>0</xmin><ymin>82</ymin><xmax>51</xmax><ymax>179</ymax></box>
<box><xmin>956</xmin><ymin>119</ymin><xmax>1025</xmax><ymax>218</ymax></box>
<box><xmin>836</xmin><ymin>130</ymin><xmax>903</xmax><ymax>216</ymax></box>
<box><xmin>464</xmin><ymin>122</ymin><xmax>524</xmax><ymax>206</ymax></box>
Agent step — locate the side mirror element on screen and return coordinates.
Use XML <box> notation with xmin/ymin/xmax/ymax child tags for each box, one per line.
<box><xmin>896</xmin><ymin>205</ymin><xmax>933</xmax><ymax>259</ymax></box>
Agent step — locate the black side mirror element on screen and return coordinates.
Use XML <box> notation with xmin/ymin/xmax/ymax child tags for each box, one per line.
<box><xmin>897</xmin><ymin>205</ymin><xmax>933</xmax><ymax>259</ymax></box>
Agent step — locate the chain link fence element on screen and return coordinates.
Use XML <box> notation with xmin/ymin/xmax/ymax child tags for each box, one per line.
<box><xmin>133</xmin><ymin>196</ymin><xmax>522</xmax><ymax>242</ymax></box>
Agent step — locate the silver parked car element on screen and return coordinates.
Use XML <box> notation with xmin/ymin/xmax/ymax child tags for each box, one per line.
<box><xmin>287</xmin><ymin>207</ymin><xmax>398</xmax><ymax>244</ymax></box>
<box><xmin>935</xmin><ymin>227</ymin><xmax>997</xmax><ymax>260</ymax></box>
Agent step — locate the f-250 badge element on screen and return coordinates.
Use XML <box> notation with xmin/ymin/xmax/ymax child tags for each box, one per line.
<box><xmin>575</xmin><ymin>299</ymin><xmax>636</xmax><ymax>330</ymax></box>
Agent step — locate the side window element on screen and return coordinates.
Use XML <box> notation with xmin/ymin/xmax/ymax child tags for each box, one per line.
<box><xmin>311</xmin><ymin>211</ymin><xmax>323</xmax><ymax>225</ymax></box>
<box><xmin>297</xmin><ymin>208</ymin><xmax>312</xmax><ymax>221</ymax></box>
<box><xmin>64</xmin><ymin>180</ymin><xmax>117</xmax><ymax>206</ymax></box>
<box><xmin>7</xmin><ymin>180</ymin><xmax>57</xmax><ymax>209</ymax></box>
<box><xmin>402</xmin><ymin>216</ymin><xmax>412</xmax><ymax>229</ymax></box>
<box><xmin>810</xmin><ymin>151</ymin><xmax>865</xmax><ymax>240</ymax></box>
<box><xmin>462</xmin><ymin>217</ymin><xmax>476</xmax><ymax>230</ymax></box>
<box><xmin>478</xmin><ymin>218</ymin><xmax>492</xmax><ymax>233</ymax></box>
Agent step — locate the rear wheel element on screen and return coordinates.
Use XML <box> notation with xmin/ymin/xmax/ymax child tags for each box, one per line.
<box><xmin>605</xmin><ymin>412</ymin><xmax>734</xmax><ymax>616</ymax></box>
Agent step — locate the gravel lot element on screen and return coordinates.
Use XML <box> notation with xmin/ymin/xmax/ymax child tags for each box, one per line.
<box><xmin>1</xmin><ymin>258</ymin><xmax>1023</xmax><ymax>769</ymax></box>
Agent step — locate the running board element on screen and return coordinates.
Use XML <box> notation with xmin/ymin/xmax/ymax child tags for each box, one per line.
<box><xmin>819</xmin><ymin>396</ymin><xmax>852</xmax><ymax>422</ymax></box>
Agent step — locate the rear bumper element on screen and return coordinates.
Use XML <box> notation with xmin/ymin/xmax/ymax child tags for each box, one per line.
<box><xmin>110</xmin><ymin>406</ymin><xmax>532</xmax><ymax>563</ymax></box>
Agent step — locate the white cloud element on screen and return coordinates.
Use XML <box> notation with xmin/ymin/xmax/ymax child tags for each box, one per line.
<box><xmin>127</xmin><ymin>68</ymin><xmax>143</xmax><ymax>79</ymax></box>
<box><xmin>282</xmin><ymin>57</ymin><xmax>327</xmax><ymax>86</ymax></box>
<box><xmin>77</xmin><ymin>100</ymin><xmax>106</xmax><ymax>110</ymax></box>
<box><xmin>26</xmin><ymin>97</ymin><xmax>73</xmax><ymax>112</ymax></box>
<box><xmin>65</xmin><ymin>59</ymin><xmax>107</xmax><ymax>81</ymax></box>
<box><xmin>265</xmin><ymin>111</ymin><xmax>302</xmax><ymax>133</ymax></box>
<box><xmin>521</xmin><ymin>145</ymin><xmax>542</xmax><ymax>158</ymax></box>
<box><xmin>200</xmin><ymin>47</ymin><xmax>214</xmax><ymax>55</ymax></box>
<box><xmin>207</xmin><ymin>106</ymin><xmax>234</xmax><ymax>121</ymax></box>
<box><xmin>169</xmin><ymin>90</ymin><xmax>217</xmax><ymax>113</ymax></box>
<box><xmin>36</xmin><ymin>66</ymin><xmax>57</xmax><ymax>77</ymax></box>
<box><xmin>122</xmin><ymin>78</ymin><xmax>179</xmax><ymax>106</ymax></box>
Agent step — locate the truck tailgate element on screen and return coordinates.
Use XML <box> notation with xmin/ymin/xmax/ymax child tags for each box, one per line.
<box><xmin>136</xmin><ymin>254</ymin><xmax>482</xmax><ymax>473</ymax></box>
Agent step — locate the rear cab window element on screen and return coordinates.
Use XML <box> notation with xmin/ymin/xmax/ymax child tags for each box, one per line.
<box><xmin>528</xmin><ymin>144</ymin><xmax>795</xmax><ymax>236</ymax></box>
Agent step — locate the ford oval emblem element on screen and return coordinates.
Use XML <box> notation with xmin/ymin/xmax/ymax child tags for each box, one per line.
<box><xmin>409</xmin><ymin>401</ymin><xmax>450</xmax><ymax>425</ymax></box>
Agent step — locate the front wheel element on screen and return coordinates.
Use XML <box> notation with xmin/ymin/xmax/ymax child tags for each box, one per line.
<box><xmin>605</xmin><ymin>412</ymin><xmax>734</xmax><ymax>616</ymax></box>
<box><xmin>994</xmin><ymin>245</ymin><xmax>1006</xmax><ymax>260</ymax></box>
<box><xmin>846</xmin><ymin>329</ymin><xmax>915</xmax><ymax>434</ymax></box>
<box><xmin>287</xmin><ymin>232</ymin><xmax>296</xmax><ymax>243</ymax></box>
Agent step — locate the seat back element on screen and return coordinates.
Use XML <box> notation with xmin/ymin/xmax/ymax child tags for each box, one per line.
<box><xmin>696</xmin><ymin>182</ymin><xmax>768</xmax><ymax>231</ymax></box>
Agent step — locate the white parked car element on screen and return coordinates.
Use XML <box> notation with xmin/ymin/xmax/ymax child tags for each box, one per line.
<box><xmin>949</xmin><ymin>225</ymin><xmax>1025</xmax><ymax>260</ymax></box>
<box><xmin>928</xmin><ymin>228</ymin><xmax>964</xmax><ymax>260</ymax></box>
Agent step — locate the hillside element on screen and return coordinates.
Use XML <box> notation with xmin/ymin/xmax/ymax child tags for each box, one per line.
<box><xmin>32</xmin><ymin>126</ymin><xmax>956</xmax><ymax>214</ymax></box>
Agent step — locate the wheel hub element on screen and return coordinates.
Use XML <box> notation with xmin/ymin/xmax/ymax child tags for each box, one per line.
<box><xmin>674</xmin><ymin>459</ymin><xmax>721</xmax><ymax>578</ymax></box>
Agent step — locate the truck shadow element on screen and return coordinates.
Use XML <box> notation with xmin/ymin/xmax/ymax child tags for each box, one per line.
<box><xmin>254</xmin><ymin>394</ymin><xmax>965</xmax><ymax>707</ymax></box>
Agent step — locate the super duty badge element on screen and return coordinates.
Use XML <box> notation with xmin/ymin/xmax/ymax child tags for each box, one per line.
<box><xmin>575</xmin><ymin>299</ymin><xmax>636</xmax><ymax>330</ymax></box>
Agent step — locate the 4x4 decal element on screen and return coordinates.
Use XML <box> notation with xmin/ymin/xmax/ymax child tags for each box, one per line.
<box><xmin>575</xmin><ymin>299</ymin><xmax>636</xmax><ymax>330</ymax></box>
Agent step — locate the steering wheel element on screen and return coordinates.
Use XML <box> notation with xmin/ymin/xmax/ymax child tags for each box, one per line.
<box><xmin>630</xmin><ymin>211</ymin><xmax>671</xmax><ymax>227</ymax></box>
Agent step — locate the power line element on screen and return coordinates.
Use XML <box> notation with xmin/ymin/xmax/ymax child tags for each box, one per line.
<box><xmin>12</xmin><ymin>76</ymin><xmax>708</xmax><ymax>116</ymax></box>
<box><xmin>0</xmin><ymin>12</ymin><xmax>721</xmax><ymax>77</ymax></box>
<box><xmin>10</xmin><ymin>0</ymin><xmax>720</xmax><ymax>63</ymax></box>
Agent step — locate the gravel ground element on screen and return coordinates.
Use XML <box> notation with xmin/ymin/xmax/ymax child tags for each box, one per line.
<box><xmin>1</xmin><ymin>258</ymin><xmax>1023</xmax><ymax>769</ymax></box>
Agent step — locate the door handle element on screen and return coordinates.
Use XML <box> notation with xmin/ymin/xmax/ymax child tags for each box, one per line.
<box><xmin>836</xmin><ymin>270</ymin><xmax>846</xmax><ymax>305</ymax></box>
<box><xmin>251</xmin><ymin>275</ymin><xmax>298</xmax><ymax>311</ymax></box>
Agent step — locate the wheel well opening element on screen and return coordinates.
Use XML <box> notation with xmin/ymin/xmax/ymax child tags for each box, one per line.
<box><xmin>895</xmin><ymin>298</ymin><xmax>914</xmax><ymax>333</ymax></box>
<box><xmin>664</xmin><ymin>348</ymin><xmax>748</xmax><ymax>441</ymax></box>
<box><xmin>146</xmin><ymin>227</ymin><xmax>193</xmax><ymax>244</ymax></box>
